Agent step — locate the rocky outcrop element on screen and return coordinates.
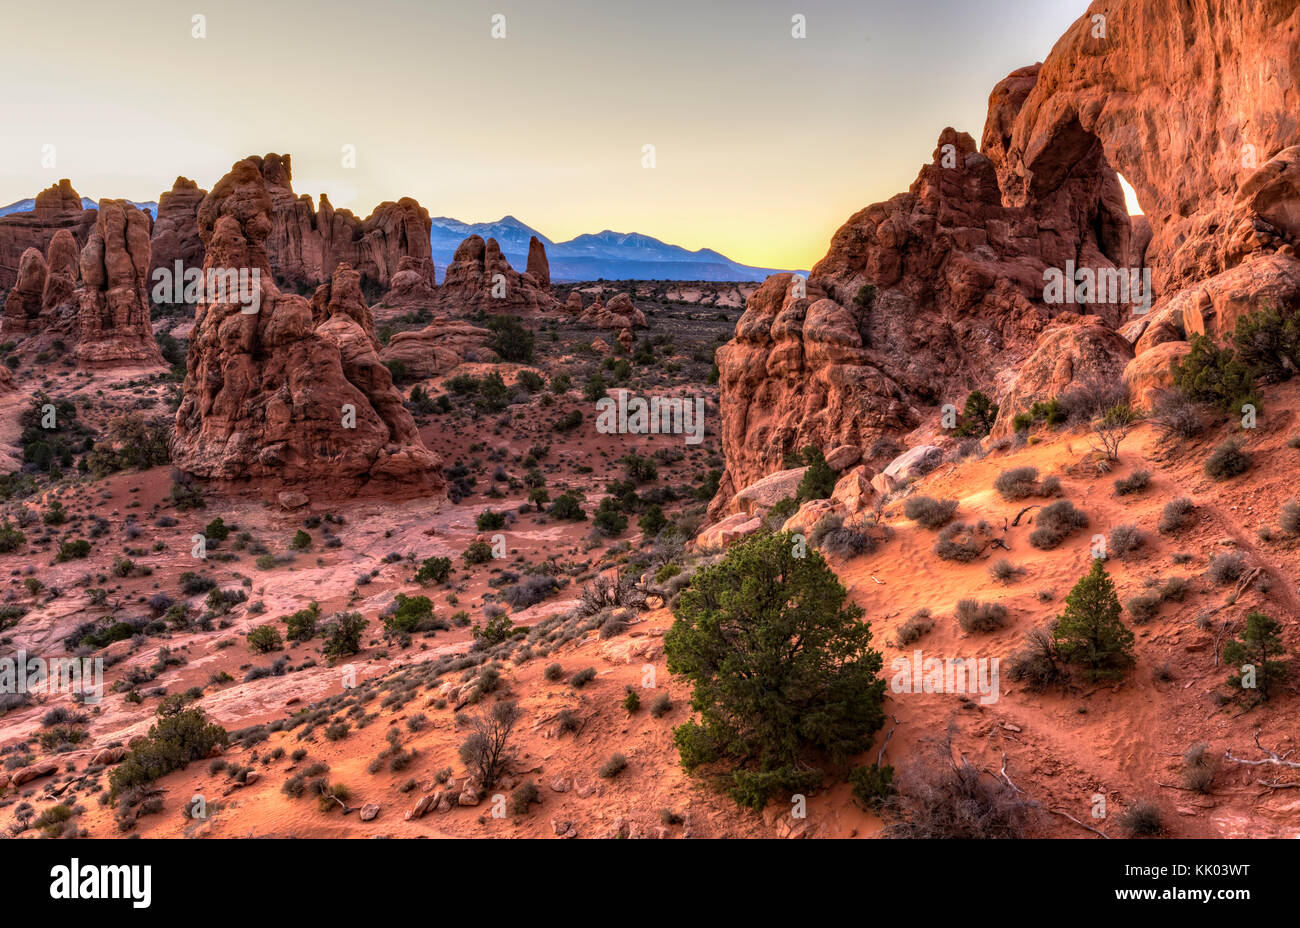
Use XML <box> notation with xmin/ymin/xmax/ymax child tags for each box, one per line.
<box><xmin>2</xmin><ymin>247</ymin><xmax>47</xmax><ymax>335</ymax></box>
<box><xmin>992</xmin><ymin>319</ymin><xmax>1134</xmax><ymax>436</ymax></box>
<box><xmin>172</xmin><ymin>157</ymin><xmax>441</xmax><ymax>496</ymax></box>
<box><xmin>381</xmin><ymin>319</ymin><xmax>497</xmax><ymax>379</ymax></box>
<box><xmin>3</xmin><ymin>228</ymin><xmax>85</xmax><ymax>336</ymax></box>
<box><xmin>712</xmin><ymin>1</ymin><xmax>1300</xmax><ymax>518</ymax></box>
<box><xmin>0</xmin><ymin>179</ymin><xmax>97</xmax><ymax>293</ymax></box>
<box><xmin>526</xmin><ymin>235</ymin><xmax>550</xmax><ymax>289</ymax></box>
<box><xmin>75</xmin><ymin>200</ymin><xmax>166</xmax><ymax>368</ymax></box>
<box><xmin>43</xmin><ymin>230</ymin><xmax>80</xmax><ymax>314</ymax></box>
<box><xmin>149</xmin><ymin>176</ymin><xmax>207</xmax><ymax>288</ymax></box>
<box><xmin>240</xmin><ymin>154</ymin><xmax>436</xmax><ymax>295</ymax></box>
<box><xmin>1002</xmin><ymin>0</ymin><xmax>1300</xmax><ymax>294</ymax></box>
<box><xmin>375</xmin><ymin>256</ymin><xmax>439</xmax><ymax>315</ymax></box>
<box><xmin>581</xmin><ymin>292</ymin><xmax>646</xmax><ymax>329</ymax></box>
<box><xmin>712</xmin><ymin>274</ymin><xmax>916</xmax><ymax>511</ymax></box>
<box><xmin>436</xmin><ymin>235</ymin><xmax>558</xmax><ymax>314</ymax></box>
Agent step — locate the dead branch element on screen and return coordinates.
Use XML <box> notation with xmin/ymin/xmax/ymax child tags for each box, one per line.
<box><xmin>1224</xmin><ymin>731</ymin><xmax>1300</xmax><ymax>769</ymax></box>
<box><xmin>1011</xmin><ymin>506</ymin><xmax>1039</xmax><ymax>527</ymax></box>
<box><xmin>1048</xmin><ymin>808</ymin><xmax>1110</xmax><ymax>838</ymax></box>
<box><xmin>876</xmin><ymin>717</ymin><xmax>900</xmax><ymax>767</ymax></box>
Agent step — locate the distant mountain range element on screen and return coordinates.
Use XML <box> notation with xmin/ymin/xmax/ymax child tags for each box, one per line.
<box><xmin>0</xmin><ymin>197</ymin><xmax>785</xmax><ymax>283</ymax></box>
<box><xmin>0</xmin><ymin>197</ymin><xmax>157</xmax><ymax>219</ymax></box>
<box><xmin>431</xmin><ymin>215</ymin><xmax>787</xmax><ymax>282</ymax></box>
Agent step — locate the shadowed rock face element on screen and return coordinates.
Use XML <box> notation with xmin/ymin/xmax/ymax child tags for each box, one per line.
<box><xmin>173</xmin><ymin>157</ymin><xmax>442</xmax><ymax>496</ymax></box>
<box><xmin>0</xmin><ymin>180</ymin><xmax>98</xmax><ymax>293</ymax></box>
<box><xmin>149</xmin><ymin>177</ymin><xmax>208</xmax><ymax>287</ymax></box>
<box><xmin>713</xmin><ymin>0</ymin><xmax>1300</xmax><ymax>515</ymax></box>
<box><xmin>76</xmin><ymin>200</ymin><xmax>166</xmax><ymax>368</ymax></box>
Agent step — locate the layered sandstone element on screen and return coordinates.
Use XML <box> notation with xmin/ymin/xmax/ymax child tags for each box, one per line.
<box><xmin>240</xmin><ymin>154</ymin><xmax>436</xmax><ymax>295</ymax></box>
<box><xmin>1002</xmin><ymin>0</ymin><xmax>1300</xmax><ymax>294</ymax></box>
<box><xmin>75</xmin><ymin>200</ymin><xmax>165</xmax><ymax>367</ymax></box>
<box><xmin>172</xmin><ymin>158</ymin><xmax>441</xmax><ymax>495</ymax></box>
<box><xmin>0</xmin><ymin>180</ymin><xmax>97</xmax><ymax>293</ymax></box>
<box><xmin>380</xmin><ymin>320</ymin><xmax>498</xmax><ymax>379</ymax></box>
<box><xmin>713</xmin><ymin>1</ymin><xmax>1300</xmax><ymax>516</ymax></box>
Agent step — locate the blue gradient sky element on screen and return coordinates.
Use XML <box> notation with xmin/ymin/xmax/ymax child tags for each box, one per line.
<box><xmin>0</xmin><ymin>0</ymin><xmax>1102</xmax><ymax>268</ymax></box>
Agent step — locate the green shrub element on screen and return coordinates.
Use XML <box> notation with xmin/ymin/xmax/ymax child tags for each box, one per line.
<box><xmin>1052</xmin><ymin>559</ymin><xmax>1135</xmax><ymax>682</ymax></box>
<box><xmin>415</xmin><ymin>556</ymin><xmax>452</xmax><ymax>585</ymax></box>
<box><xmin>284</xmin><ymin>602</ymin><xmax>321</xmax><ymax>641</ymax></box>
<box><xmin>1173</xmin><ymin>335</ymin><xmax>1257</xmax><ymax>413</ymax></box>
<box><xmin>463</xmin><ymin>539</ymin><xmax>494</xmax><ymax>565</ymax></box>
<box><xmin>109</xmin><ymin>708</ymin><xmax>228</xmax><ymax>798</ymax></box>
<box><xmin>56</xmin><ymin>539</ymin><xmax>91</xmax><ymax>561</ymax></box>
<box><xmin>549</xmin><ymin>493</ymin><xmax>586</xmax><ymax>521</ymax></box>
<box><xmin>956</xmin><ymin>391</ymin><xmax>998</xmax><ymax>438</ymax></box>
<box><xmin>247</xmin><ymin>625</ymin><xmax>283</xmax><ymax>653</ymax></box>
<box><xmin>386</xmin><ymin>594</ymin><xmax>434</xmax><ymax>634</ymax></box>
<box><xmin>486</xmin><ymin>315</ymin><xmax>535</xmax><ymax>362</ymax></box>
<box><xmin>322</xmin><ymin>612</ymin><xmax>367</xmax><ymax>660</ymax></box>
<box><xmin>795</xmin><ymin>447</ymin><xmax>836</xmax><ymax>503</ymax></box>
<box><xmin>664</xmin><ymin>531</ymin><xmax>885</xmax><ymax>810</ymax></box>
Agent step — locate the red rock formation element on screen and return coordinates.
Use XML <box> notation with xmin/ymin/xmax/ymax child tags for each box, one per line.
<box><xmin>2</xmin><ymin>247</ymin><xmax>48</xmax><ymax>335</ymax></box>
<box><xmin>149</xmin><ymin>177</ymin><xmax>208</xmax><ymax>288</ymax></box>
<box><xmin>581</xmin><ymin>292</ymin><xmax>646</xmax><ymax>330</ymax></box>
<box><xmin>75</xmin><ymin>200</ymin><xmax>166</xmax><ymax>368</ymax></box>
<box><xmin>711</xmin><ymin>273</ymin><xmax>915</xmax><ymax>512</ymax></box>
<box><xmin>526</xmin><ymin>235</ymin><xmax>550</xmax><ymax>289</ymax></box>
<box><xmin>0</xmin><ymin>180</ymin><xmax>97</xmax><ymax>292</ymax></box>
<box><xmin>1003</xmin><ymin>0</ymin><xmax>1300</xmax><ymax>295</ymax></box>
<box><xmin>236</xmin><ymin>154</ymin><xmax>436</xmax><ymax>295</ymax></box>
<box><xmin>42</xmin><ymin>230</ymin><xmax>80</xmax><ymax>314</ymax></box>
<box><xmin>436</xmin><ymin>235</ymin><xmax>558</xmax><ymax>315</ymax></box>
<box><xmin>991</xmin><ymin>318</ymin><xmax>1134</xmax><ymax>436</ymax></box>
<box><xmin>714</xmin><ymin>1</ymin><xmax>1300</xmax><ymax>516</ymax></box>
<box><xmin>380</xmin><ymin>319</ymin><xmax>498</xmax><ymax>379</ymax></box>
<box><xmin>374</xmin><ymin>256</ymin><xmax>439</xmax><ymax>316</ymax></box>
<box><xmin>173</xmin><ymin>158</ymin><xmax>441</xmax><ymax>496</ymax></box>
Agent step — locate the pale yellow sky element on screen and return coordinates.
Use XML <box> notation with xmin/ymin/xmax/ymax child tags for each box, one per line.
<box><xmin>0</xmin><ymin>0</ymin><xmax>1112</xmax><ymax>269</ymax></box>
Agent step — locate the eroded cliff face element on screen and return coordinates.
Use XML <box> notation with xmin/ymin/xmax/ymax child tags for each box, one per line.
<box><xmin>242</xmin><ymin>153</ymin><xmax>437</xmax><ymax>296</ymax></box>
<box><xmin>172</xmin><ymin>157</ymin><xmax>442</xmax><ymax>497</ymax></box>
<box><xmin>0</xmin><ymin>180</ymin><xmax>97</xmax><ymax>293</ymax></box>
<box><xmin>76</xmin><ymin>200</ymin><xmax>166</xmax><ymax>368</ymax></box>
<box><xmin>712</xmin><ymin>0</ymin><xmax>1300</xmax><ymax>513</ymax></box>
<box><xmin>1002</xmin><ymin>0</ymin><xmax>1300</xmax><ymax>293</ymax></box>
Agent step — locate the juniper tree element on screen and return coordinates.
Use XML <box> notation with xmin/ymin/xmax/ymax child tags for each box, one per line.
<box><xmin>795</xmin><ymin>446</ymin><xmax>837</xmax><ymax>503</ymax></box>
<box><xmin>1223</xmin><ymin>611</ymin><xmax>1288</xmax><ymax>702</ymax></box>
<box><xmin>1052</xmin><ymin>558</ymin><xmax>1135</xmax><ymax>682</ymax></box>
<box><xmin>957</xmin><ymin>390</ymin><xmax>998</xmax><ymax>437</ymax></box>
<box><xmin>664</xmin><ymin>531</ymin><xmax>886</xmax><ymax>809</ymax></box>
